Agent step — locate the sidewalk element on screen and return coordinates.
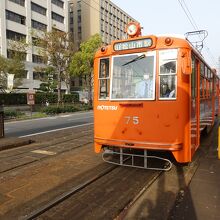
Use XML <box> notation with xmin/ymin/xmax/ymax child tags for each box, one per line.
<box><xmin>123</xmin><ymin>121</ymin><xmax>219</xmax><ymax>220</ymax></box>
<box><xmin>168</xmin><ymin>130</ymin><xmax>220</xmax><ymax>219</ymax></box>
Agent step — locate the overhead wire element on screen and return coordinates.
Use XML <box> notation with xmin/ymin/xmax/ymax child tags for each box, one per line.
<box><xmin>80</xmin><ymin>0</ymin><xmax>135</xmax><ymax>29</ymax></box>
<box><xmin>177</xmin><ymin>0</ymin><xmax>218</xmax><ymax>67</ymax></box>
<box><xmin>80</xmin><ymin>0</ymin><xmax>218</xmax><ymax>68</ymax></box>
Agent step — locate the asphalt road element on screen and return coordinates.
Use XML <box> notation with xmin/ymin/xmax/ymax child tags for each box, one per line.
<box><xmin>4</xmin><ymin>111</ymin><xmax>94</xmax><ymax>138</ymax></box>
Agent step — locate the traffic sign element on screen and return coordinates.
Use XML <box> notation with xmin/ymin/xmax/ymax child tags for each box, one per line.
<box><xmin>27</xmin><ymin>92</ymin><xmax>35</xmax><ymax>105</ymax></box>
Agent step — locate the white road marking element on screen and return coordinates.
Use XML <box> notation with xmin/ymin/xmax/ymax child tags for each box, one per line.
<box><xmin>60</xmin><ymin>115</ymin><xmax>71</xmax><ymax>118</ymax></box>
<box><xmin>31</xmin><ymin>150</ymin><xmax>56</xmax><ymax>155</ymax></box>
<box><xmin>5</xmin><ymin>111</ymin><xmax>93</xmax><ymax>124</ymax></box>
<box><xmin>47</xmin><ymin>117</ymin><xmax>58</xmax><ymax>120</ymax></box>
<box><xmin>67</xmin><ymin>116</ymin><xmax>93</xmax><ymax>121</ymax></box>
<box><xmin>19</xmin><ymin>122</ymin><xmax>94</xmax><ymax>138</ymax></box>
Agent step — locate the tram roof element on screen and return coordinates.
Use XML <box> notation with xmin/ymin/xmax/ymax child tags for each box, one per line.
<box><xmin>156</xmin><ymin>34</ymin><xmax>186</xmax><ymax>39</ymax></box>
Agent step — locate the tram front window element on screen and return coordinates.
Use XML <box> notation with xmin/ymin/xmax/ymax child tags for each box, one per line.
<box><xmin>111</xmin><ymin>52</ymin><xmax>156</xmax><ymax>100</ymax></box>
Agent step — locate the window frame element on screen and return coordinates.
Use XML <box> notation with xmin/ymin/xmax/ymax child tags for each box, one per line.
<box><xmin>110</xmin><ymin>51</ymin><xmax>156</xmax><ymax>101</ymax></box>
<box><xmin>31</xmin><ymin>2</ymin><xmax>47</xmax><ymax>16</ymax></box>
<box><xmin>98</xmin><ymin>58</ymin><xmax>110</xmax><ymax>100</ymax></box>
<box><xmin>158</xmin><ymin>49</ymin><xmax>178</xmax><ymax>101</ymax></box>
<box><xmin>6</xmin><ymin>10</ymin><xmax>26</xmax><ymax>25</ymax></box>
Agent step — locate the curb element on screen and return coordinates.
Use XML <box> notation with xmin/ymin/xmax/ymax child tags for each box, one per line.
<box><xmin>0</xmin><ymin>139</ymin><xmax>35</xmax><ymax>152</ymax></box>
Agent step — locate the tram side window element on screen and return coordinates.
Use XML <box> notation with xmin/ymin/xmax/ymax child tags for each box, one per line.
<box><xmin>216</xmin><ymin>79</ymin><xmax>219</xmax><ymax>97</ymax></box>
<box><xmin>159</xmin><ymin>49</ymin><xmax>177</xmax><ymax>99</ymax></box>
<box><xmin>209</xmin><ymin>70</ymin><xmax>212</xmax><ymax>95</ymax></box>
<box><xmin>200</xmin><ymin>62</ymin><xmax>205</xmax><ymax>98</ymax></box>
<box><xmin>204</xmin><ymin>66</ymin><xmax>208</xmax><ymax>97</ymax></box>
<box><xmin>213</xmin><ymin>76</ymin><xmax>217</xmax><ymax>96</ymax></box>
<box><xmin>191</xmin><ymin>56</ymin><xmax>197</xmax><ymax>99</ymax></box>
<box><xmin>99</xmin><ymin>58</ymin><xmax>110</xmax><ymax>99</ymax></box>
<box><xmin>200</xmin><ymin>75</ymin><xmax>203</xmax><ymax>98</ymax></box>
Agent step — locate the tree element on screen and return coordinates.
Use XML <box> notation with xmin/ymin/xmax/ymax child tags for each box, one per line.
<box><xmin>0</xmin><ymin>49</ymin><xmax>26</xmax><ymax>92</ymax></box>
<box><xmin>37</xmin><ymin>66</ymin><xmax>58</xmax><ymax>93</ymax></box>
<box><xmin>69</xmin><ymin>34</ymin><xmax>102</xmax><ymax>104</ymax></box>
<box><xmin>0</xmin><ymin>55</ymin><xmax>8</xmax><ymax>91</ymax></box>
<box><xmin>0</xmin><ymin>38</ymin><xmax>27</xmax><ymax>92</ymax></box>
<box><xmin>35</xmin><ymin>29</ymin><xmax>75</xmax><ymax>104</ymax></box>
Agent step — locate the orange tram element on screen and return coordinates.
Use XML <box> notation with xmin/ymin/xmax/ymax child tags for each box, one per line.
<box><xmin>93</xmin><ymin>22</ymin><xmax>219</xmax><ymax>170</ymax></box>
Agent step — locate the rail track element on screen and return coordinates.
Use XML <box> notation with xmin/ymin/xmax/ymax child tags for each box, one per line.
<box><xmin>0</xmin><ymin>123</ymin><xmax>215</xmax><ymax>220</ymax></box>
<box><xmin>20</xmin><ymin>163</ymin><xmax>162</xmax><ymax>220</ymax></box>
<box><xmin>0</xmin><ymin>129</ymin><xmax>93</xmax><ymax>174</ymax></box>
<box><xmin>22</xmin><ymin>164</ymin><xmax>119</xmax><ymax>220</ymax></box>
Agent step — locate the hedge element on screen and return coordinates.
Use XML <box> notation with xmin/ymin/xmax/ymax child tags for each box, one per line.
<box><xmin>0</xmin><ymin>93</ymin><xmax>79</xmax><ymax>105</ymax></box>
<box><xmin>35</xmin><ymin>93</ymin><xmax>58</xmax><ymax>104</ymax></box>
<box><xmin>63</xmin><ymin>93</ymin><xmax>79</xmax><ymax>103</ymax></box>
<box><xmin>4</xmin><ymin>110</ymin><xmax>25</xmax><ymax>119</ymax></box>
<box><xmin>0</xmin><ymin>93</ymin><xmax>26</xmax><ymax>105</ymax></box>
<box><xmin>41</xmin><ymin>104</ymin><xmax>91</xmax><ymax>115</ymax></box>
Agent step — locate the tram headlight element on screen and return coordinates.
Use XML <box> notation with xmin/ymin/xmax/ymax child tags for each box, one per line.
<box><xmin>165</xmin><ymin>37</ymin><xmax>173</xmax><ymax>46</ymax></box>
<box><xmin>127</xmin><ymin>24</ymin><xmax>137</xmax><ymax>35</ymax></box>
<box><xmin>101</xmin><ymin>46</ymin><xmax>106</xmax><ymax>53</ymax></box>
<box><xmin>126</xmin><ymin>22</ymin><xmax>141</xmax><ymax>37</ymax></box>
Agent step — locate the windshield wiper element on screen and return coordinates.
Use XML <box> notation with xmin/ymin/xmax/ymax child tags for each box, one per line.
<box><xmin>122</xmin><ymin>54</ymin><xmax>146</xmax><ymax>66</ymax></box>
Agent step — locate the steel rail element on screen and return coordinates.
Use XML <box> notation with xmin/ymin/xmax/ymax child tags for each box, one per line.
<box><xmin>21</xmin><ymin>165</ymin><xmax>118</xmax><ymax>220</ymax></box>
<box><xmin>0</xmin><ymin>133</ymin><xmax>93</xmax><ymax>174</ymax></box>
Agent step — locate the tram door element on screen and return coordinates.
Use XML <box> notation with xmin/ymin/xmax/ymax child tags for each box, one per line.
<box><xmin>191</xmin><ymin>55</ymin><xmax>199</xmax><ymax>152</ymax></box>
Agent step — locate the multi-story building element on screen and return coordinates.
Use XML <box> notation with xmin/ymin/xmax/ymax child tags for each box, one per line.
<box><xmin>0</xmin><ymin>0</ymin><xmax>69</xmax><ymax>91</ymax></box>
<box><xmin>69</xmin><ymin>0</ymin><xmax>138</xmax><ymax>49</ymax></box>
<box><xmin>69</xmin><ymin>0</ymin><xmax>138</xmax><ymax>89</ymax></box>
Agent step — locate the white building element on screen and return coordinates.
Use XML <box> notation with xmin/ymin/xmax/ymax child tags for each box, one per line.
<box><xmin>0</xmin><ymin>0</ymin><xmax>69</xmax><ymax>91</ymax></box>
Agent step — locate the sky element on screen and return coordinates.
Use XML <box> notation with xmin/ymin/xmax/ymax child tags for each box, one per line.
<box><xmin>111</xmin><ymin>0</ymin><xmax>220</xmax><ymax>72</ymax></box>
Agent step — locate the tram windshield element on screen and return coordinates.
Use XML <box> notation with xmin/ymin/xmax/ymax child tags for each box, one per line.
<box><xmin>111</xmin><ymin>52</ymin><xmax>156</xmax><ymax>100</ymax></box>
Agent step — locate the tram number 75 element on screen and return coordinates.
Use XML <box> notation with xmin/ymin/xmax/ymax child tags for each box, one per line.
<box><xmin>124</xmin><ymin>116</ymin><xmax>139</xmax><ymax>125</ymax></box>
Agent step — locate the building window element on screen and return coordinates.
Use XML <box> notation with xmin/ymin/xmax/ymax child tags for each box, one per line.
<box><xmin>52</xmin><ymin>0</ymin><xmax>64</xmax><ymax>8</ymax></box>
<box><xmin>33</xmin><ymin>71</ymin><xmax>47</xmax><ymax>80</ymax></box>
<box><xmin>6</xmin><ymin>30</ymin><xmax>26</xmax><ymax>41</ymax></box>
<box><xmin>52</xmin><ymin>12</ymin><xmax>64</xmax><ymax>23</ymax></box>
<box><xmin>31</xmin><ymin>2</ymin><xmax>46</xmax><ymax>16</ymax></box>
<box><xmin>32</xmin><ymin>54</ymin><xmax>45</xmax><ymax>64</ymax></box>
<box><xmin>70</xmin><ymin>11</ymin><xmax>74</xmax><ymax>24</ymax></box>
<box><xmin>32</xmin><ymin>20</ymin><xmax>47</xmax><ymax>31</ymax></box>
<box><xmin>14</xmin><ymin>70</ymin><xmax>27</xmax><ymax>79</ymax></box>
<box><xmin>7</xmin><ymin>49</ymin><xmax>26</xmax><ymax>61</ymax></box>
<box><xmin>6</xmin><ymin>10</ymin><xmax>26</xmax><ymax>25</ymax></box>
<box><xmin>77</xmin><ymin>10</ymin><xmax>81</xmax><ymax>23</ymax></box>
<box><xmin>77</xmin><ymin>0</ymin><xmax>81</xmax><ymax>10</ymax></box>
<box><xmin>9</xmin><ymin>0</ymin><xmax>25</xmax><ymax>7</ymax></box>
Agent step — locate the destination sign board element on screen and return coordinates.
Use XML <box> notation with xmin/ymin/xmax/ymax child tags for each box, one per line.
<box><xmin>114</xmin><ymin>38</ymin><xmax>153</xmax><ymax>51</ymax></box>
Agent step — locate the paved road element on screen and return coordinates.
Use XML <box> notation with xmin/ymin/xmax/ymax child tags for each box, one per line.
<box><xmin>4</xmin><ymin>111</ymin><xmax>94</xmax><ymax>138</ymax></box>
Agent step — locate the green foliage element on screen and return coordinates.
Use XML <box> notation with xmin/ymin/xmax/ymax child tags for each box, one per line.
<box><xmin>0</xmin><ymin>93</ymin><xmax>80</xmax><ymax>105</ymax></box>
<box><xmin>0</xmin><ymin>93</ymin><xmax>27</xmax><ymax>105</ymax></box>
<box><xmin>70</xmin><ymin>34</ymin><xmax>102</xmax><ymax>77</ymax></box>
<box><xmin>4</xmin><ymin>110</ymin><xmax>25</xmax><ymax>119</ymax></box>
<box><xmin>41</xmin><ymin>104</ymin><xmax>91</xmax><ymax>115</ymax></box>
<box><xmin>35</xmin><ymin>93</ymin><xmax>58</xmax><ymax>104</ymax></box>
<box><xmin>6</xmin><ymin>55</ymin><xmax>25</xmax><ymax>76</ymax></box>
<box><xmin>62</xmin><ymin>93</ymin><xmax>79</xmax><ymax>103</ymax></box>
<box><xmin>0</xmin><ymin>39</ymin><xmax>27</xmax><ymax>91</ymax></box>
<box><xmin>69</xmin><ymin>34</ymin><xmax>102</xmax><ymax>104</ymax></box>
<box><xmin>0</xmin><ymin>51</ymin><xmax>25</xmax><ymax>91</ymax></box>
<box><xmin>35</xmin><ymin>66</ymin><xmax>58</xmax><ymax>93</ymax></box>
<box><xmin>34</xmin><ymin>29</ymin><xmax>75</xmax><ymax>101</ymax></box>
